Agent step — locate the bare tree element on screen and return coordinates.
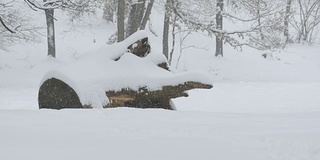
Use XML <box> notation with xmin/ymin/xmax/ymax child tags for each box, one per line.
<box><xmin>0</xmin><ymin>1</ymin><xmax>41</xmax><ymax>51</ymax></box>
<box><xmin>25</xmin><ymin>0</ymin><xmax>92</xmax><ymax>58</ymax></box>
<box><xmin>284</xmin><ymin>0</ymin><xmax>293</xmax><ymax>43</ymax></box>
<box><xmin>140</xmin><ymin>0</ymin><xmax>154</xmax><ymax>30</ymax></box>
<box><xmin>109</xmin><ymin>0</ymin><xmax>154</xmax><ymax>43</ymax></box>
<box><xmin>103</xmin><ymin>0</ymin><xmax>116</xmax><ymax>22</ymax></box>
<box><xmin>125</xmin><ymin>0</ymin><xmax>156</xmax><ymax>37</ymax></box>
<box><xmin>293</xmin><ymin>0</ymin><xmax>320</xmax><ymax>43</ymax></box>
<box><xmin>227</xmin><ymin>0</ymin><xmax>286</xmax><ymax>49</ymax></box>
<box><xmin>44</xmin><ymin>3</ymin><xmax>55</xmax><ymax>58</ymax></box>
<box><xmin>215</xmin><ymin>0</ymin><xmax>223</xmax><ymax>57</ymax></box>
<box><xmin>117</xmin><ymin>0</ymin><xmax>125</xmax><ymax>42</ymax></box>
<box><xmin>163</xmin><ymin>0</ymin><xmax>171</xmax><ymax>59</ymax></box>
<box><xmin>126</xmin><ymin>0</ymin><xmax>146</xmax><ymax>37</ymax></box>
<box><xmin>172</xmin><ymin>0</ymin><xmax>286</xmax><ymax>56</ymax></box>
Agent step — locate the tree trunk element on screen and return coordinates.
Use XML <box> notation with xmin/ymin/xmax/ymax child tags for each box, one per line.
<box><xmin>117</xmin><ymin>0</ymin><xmax>125</xmax><ymax>42</ymax></box>
<box><xmin>163</xmin><ymin>0</ymin><xmax>171</xmax><ymax>60</ymax></box>
<box><xmin>140</xmin><ymin>0</ymin><xmax>154</xmax><ymax>30</ymax></box>
<box><xmin>284</xmin><ymin>0</ymin><xmax>292</xmax><ymax>43</ymax></box>
<box><xmin>126</xmin><ymin>0</ymin><xmax>145</xmax><ymax>37</ymax></box>
<box><xmin>136</xmin><ymin>0</ymin><xmax>146</xmax><ymax>27</ymax></box>
<box><xmin>257</xmin><ymin>0</ymin><xmax>264</xmax><ymax>40</ymax></box>
<box><xmin>169</xmin><ymin>15</ymin><xmax>177</xmax><ymax>65</ymax></box>
<box><xmin>215</xmin><ymin>0</ymin><xmax>223</xmax><ymax>57</ymax></box>
<box><xmin>45</xmin><ymin>8</ymin><xmax>56</xmax><ymax>58</ymax></box>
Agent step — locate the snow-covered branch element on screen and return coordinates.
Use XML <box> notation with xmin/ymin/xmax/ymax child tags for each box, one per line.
<box><xmin>171</xmin><ymin>0</ymin><xmax>286</xmax><ymax>51</ymax></box>
<box><xmin>0</xmin><ymin>1</ymin><xmax>42</xmax><ymax>51</ymax></box>
<box><xmin>24</xmin><ymin>0</ymin><xmax>61</xmax><ymax>10</ymax></box>
<box><xmin>24</xmin><ymin>0</ymin><xmax>91</xmax><ymax>11</ymax></box>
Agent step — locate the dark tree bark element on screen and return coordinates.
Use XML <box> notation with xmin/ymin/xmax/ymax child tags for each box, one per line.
<box><xmin>117</xmin><ymin>0</ymin><xmax>125</xmax><ymax>42</ymax></box>
<box><xmin>45</xmin><ymin>8</ymin><xmax>56</xmax><ymax>58</ymax></box>
<box><xmin>126</xmin><ymin>0</ymin><xmax>146</xmax><ymax>37</ymax></box>
<box><xmin>140</xmin><ymin>0</ymin><xmax>154</xmax><ymax>30</ymax></box>
<box><xmin>215</xmin><ymin>0</ymin><xmax>224</xmax><ymax>57</ymax></box>
<box><xmin>135</xmin><ymin>0</ymin><xmax>146</xmax><ymax>26</ymax></box>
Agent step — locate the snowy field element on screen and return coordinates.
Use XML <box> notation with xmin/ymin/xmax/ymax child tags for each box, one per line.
<box><xmin>1</xmin><ymin>108</ymin><xmax>320</xmax><ymax>160</ymax></box>
<box><xmin>1</xmin><ymin>9</ymin><xmax>320</xmax><ymax>160</ymax></box>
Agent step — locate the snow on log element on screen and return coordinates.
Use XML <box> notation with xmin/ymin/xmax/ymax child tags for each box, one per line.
<box><xmin>38</xmin><ymin>31</ymin><xmax>212</xmax><ymax>110</ymax></box>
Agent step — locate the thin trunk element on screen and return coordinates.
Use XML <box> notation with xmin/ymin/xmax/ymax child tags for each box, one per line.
<box><xmin>169</xmin><ymin>15</ymin><xmax>177</xmax><ymax>65</ymax></box>
<box><xmin>257</xmin><ymin>0</ymin><xmax>264</xmax><ymax>40</ymax></box>
<box><xmin>117</xmin><ymin>0</ymin><xmax>125</xmax><ymax>42</ymax></box>
<box><xmin>126</xmin><ymin>2</ymin><xmax>138</xmax><ymax>37</ymax></box>
<box><xmin>45</xmin><ymin>8</ymin><xmax>56</xmax><ymax>58</ymax></box>
<box><xmin>140</xmin><ymin>0</ymin><xmax>154</xmax><ymax>30</ymax></box>
<box><xmin>215</xmin><ymin>0</ymin><xmax>223</xmax><ymax>57</ymax></box>
<box><xmin>135</xmin><ymin>0</ymin><xmax>146</xmax><ymax>28</ymax></box>
<box><xmin>284</xmin><ymin>0</ymin><xmax>292</xmax><ymax>43</ymax></box>
<box><xmin>297</xmin><ymin>0</ymin><xmax>305</xmax><ymax>43</ymax></box>
<box><xmin>163</xmin><ymin>0</ymin><xmax>171</xmax><ymax>59</ymax></box>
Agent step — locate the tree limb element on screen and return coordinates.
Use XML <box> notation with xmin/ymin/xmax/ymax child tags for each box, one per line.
<box><xmin>0</xmin><ymin>16</ymin><xmax>16</xmax><ymax>33</ymax></box>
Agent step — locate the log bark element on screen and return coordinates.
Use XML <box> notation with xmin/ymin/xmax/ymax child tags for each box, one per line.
<box><xmin>38</xmin><ymin>78</ymin><xmax>83</xmax><ymax>109</ymax></box>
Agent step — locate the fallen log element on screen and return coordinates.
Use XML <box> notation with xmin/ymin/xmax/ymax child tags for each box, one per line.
<box><xmin>38</xmin><ymin>78</ymin><xmax>212</xmax><ymax>110</ymax></box>
<box><xmin>38</xmin><ymin>31</ymin><xmax>212</xmax><ymax>110</ymax></box>
<box><xmin>105</xmin><ymin>82</ymin><xmax>212</xmax><ymax>109</ymax></box>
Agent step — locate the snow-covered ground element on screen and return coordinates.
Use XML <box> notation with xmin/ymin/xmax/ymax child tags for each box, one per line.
<box><xmin>1</xmin><ymin>8</ymin><xmax>320</xmax><ymax>160</ymax></box>
<box><xmin>1</xmin><ymin>108</ymin><xmax>320</xmax><ymax>160</ymax></box>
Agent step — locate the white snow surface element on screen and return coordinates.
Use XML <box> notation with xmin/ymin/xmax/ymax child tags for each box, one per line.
<box><xmin>1</xmin><ymin>7</ymin><xmax>320</xmax><ymax>160</ymax></box>
<box><xmin>1</xmin><ymin>108</ymin><xmax>320</xmax><ymax>160</ymax></box>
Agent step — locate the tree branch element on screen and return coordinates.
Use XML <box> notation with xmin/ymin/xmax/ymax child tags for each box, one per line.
<box><xmin>0</xmin><ymin>16</ymin><xmax>16</xmax><ymax>33</ymax></box>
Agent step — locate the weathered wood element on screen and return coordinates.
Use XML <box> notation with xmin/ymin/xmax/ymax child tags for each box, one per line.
<box><xmin>127</xmin><ymin>37</ymin><xmax>151</xmax><ymax>57</ymax></box>
<box><xmin>157</xmin><ymin>62</ymin><xmax>169</xmax><ymax>70</ymax></box>
<box><xmin>106</xmin><ymin>82</ymin><xmax>212</xmax><ymax>110</ymax></box>
<box><xmin>118</xmin><ymin>37</ymin><xmax>170</xmax><ymax>70</ymax></box>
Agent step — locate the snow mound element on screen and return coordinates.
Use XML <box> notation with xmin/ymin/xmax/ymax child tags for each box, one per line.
<box><xmin>40</xmin><ymin>31</ymin><xmax>212</xmax><ymax>108</ymax></box>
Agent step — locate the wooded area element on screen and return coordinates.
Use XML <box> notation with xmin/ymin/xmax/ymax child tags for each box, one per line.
<box><xmin>2</xmin><ymin>0</ymin><xmax>320</xmax><ymax>56</ymax></box>
<box><xmin>2</xmin><ymin>0</ymin><xmax>320</xmax><ymax>109</ymax></box>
